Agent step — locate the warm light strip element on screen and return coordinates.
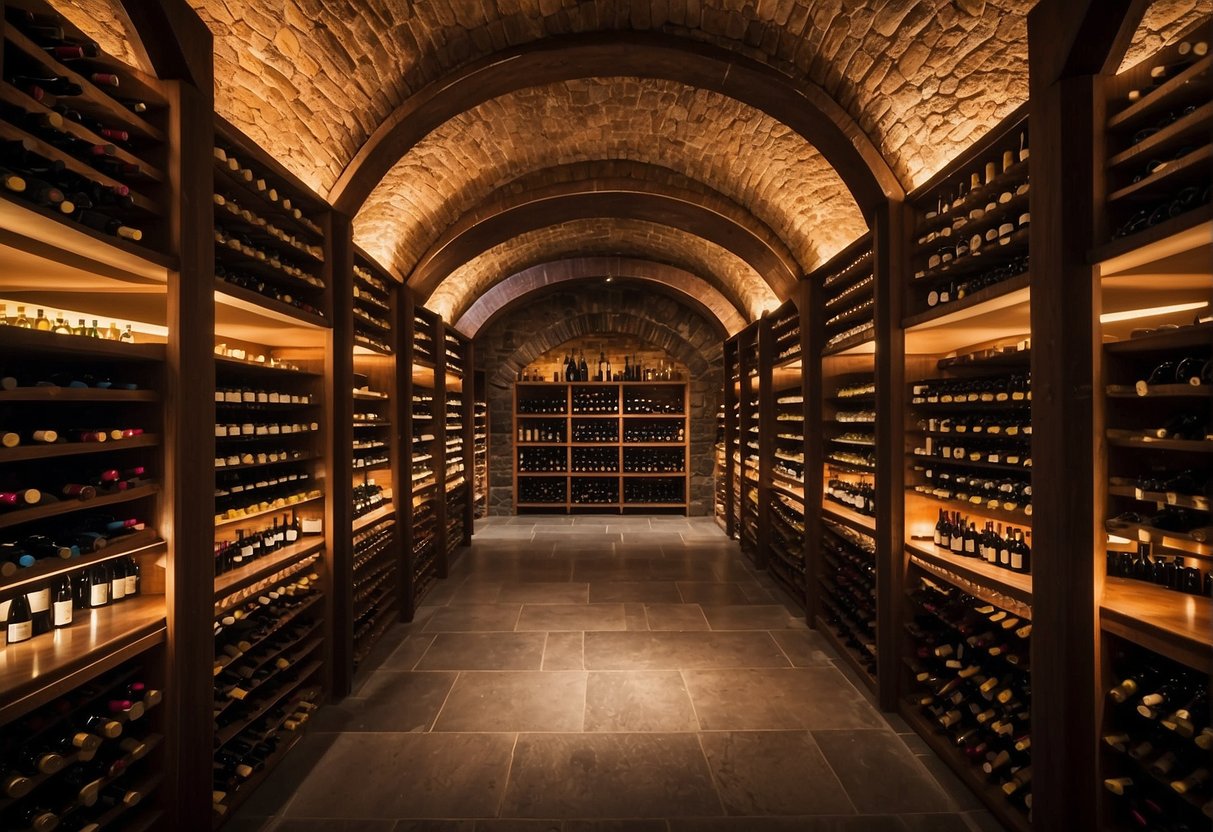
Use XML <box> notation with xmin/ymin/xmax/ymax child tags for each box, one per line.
<box><xmin>1099</xmin><ymin>300</ymin><xmax>1208</xmax><ymax>324</ymax></box>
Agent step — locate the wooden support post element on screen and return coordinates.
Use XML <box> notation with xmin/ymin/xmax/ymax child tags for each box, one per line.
<box><xmin>874</xmin><ymin>199</ymin><xmax>909</xmax><ymax>712</ymax></box>
<box><xmin>161</xmin><ymin>77</ymin><xmax>216</xmax><ymax>829</ymax></box>
<box><xmin>327</xmin><ymin>212</ymin><xmax>355</xmax><ymax>699</ymax></box>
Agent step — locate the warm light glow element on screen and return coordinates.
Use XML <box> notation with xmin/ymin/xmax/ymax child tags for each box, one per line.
<box><xmin>0</xmin><ymin>298</ymin><xmax>168</xmax><ymax>338</ymax></box>
<box><xmin>1100</xmin><ymin>301</ymin><xmax>1208</xmax><ymax>324</ymax></box>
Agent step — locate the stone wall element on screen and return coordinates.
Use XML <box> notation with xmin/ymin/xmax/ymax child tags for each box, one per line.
<box><xmin>474</xmin><ymin>285</ymin><xmax>726</xmax><ymax>516</ymax></box>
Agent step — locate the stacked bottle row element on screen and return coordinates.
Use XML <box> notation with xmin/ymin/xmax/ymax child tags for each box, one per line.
<box><xmin>1104</xmin><ymin>324</ymin><xmax>1212</xmax><ymax>561</ymax></box>
<box><xmin>1</xmin><ymin>3</ymin><xmax>165</xmax><ymax>251</ymax></box>
<box><xmin>473</xmin><ymin>398</ymin><xmax>487</xmax><ymax>518</ymax></box>
<box><xmin>212</xmin><ymin>126</ymin><xmax>327</xmax><ymax>321</ymax></box>
<box><xmin>910</xmin><ymin>117</ymin><xmax>1031</xmax><ymax>319</ymax></box>
<box><xmin>824</xmin><ymin>376</ymin><xmax>877</xmax><ymax>512</ymax></box>
<box><xmin>713</xmin><ymin>402</ymin><xmax>727</xmax><ymax>529</ymax></box>
<box><xmin>549</xmin><ymin>350</ymin><xmax>680</xmax><ymax>383</ymax></box>
<box><xmin>1104</xmin><ymin>29</ymin><xmax>1211</xmax><ymax>243</ymax></box>
<box><xmin>904</xmin><ymin>575</ymin><xmax>1033</xmax><ymax>822</ymax></box>
<box><xmin>214</xmin><ymin>363</ymin><xmax>323</xmax><ymax>554</ymax></box>
<box><xmin>409</xmin><ymin>493</ymin><xmax>437</xmax><ymax>602</ymax></box>
<box><xmin>0</xmin><ymin>660</ymin><xmax>164</xmax><ymax>831</ymax></box>
<box><xmin>908</xmin><ymin>368</ymin><xmax>1034</xmax><ymax>529</ymax></box>
<box><xmin>212</xmin><ymin>560</ymin><xmax>323</xmax><ymax>821</ymax></box>
<box><xmin>766</xmin><ymin>489</ymin><xmax>805</xmax><ymax>600</ymax></box>
<box><xmin>1101</xmin><ymin>640</ymin><xmax>1211</xmax><ymax>829</ymax></box>
<box><xmin>739</xmin><ymin>334</ymin><xmax>760</xmax><ymax>557</ymax></box>
<box><xmin>215</xmin><ymin>512</ymin><xmax>305</xmax><ymax>578</ymax></box>
<box><xmin>352</xmin><ymin>264</ymin><xmax>392</xmax><ymax>354</ymax></box>
<box><xmin>771</xmin><ymin>303</ymin><xmax>802</xmax><ymax>364</ymax></box>
<box><xmin>820</xmin><ymin>521</ymin><xmax>877</xmax><ymax>678</ymax></box>
<box><xmin>351</xmin><ymin>518</ymin><xmax>397</xmax><ymax>670</ymax></box>
<box><xmin>821</xmin><ymin>248</ymin><xmax>875</xmax><ymax>352</ymax></box>
<box><xmin>771</xmin><ymin>389</ymin><xmax>805</xmax><ymax>494</ymax></box>
<box><xmin>0</xmin><ymin>338</ymin><xmax>160</xmax><ymax>660</ymax></box>
<box><xmin>352</xmin><ymin>382</ymin><xmax>391</xmax><ymax>474</ymax></box>
<box><xmin>412</xmin><ymin>314</ymin><xmax>434</xmax><ymax>365</ymax></box>
<box><xmin>444</xmin><ymin>381</ymin><xmax>467</xmax><ymax>557</ymax></box>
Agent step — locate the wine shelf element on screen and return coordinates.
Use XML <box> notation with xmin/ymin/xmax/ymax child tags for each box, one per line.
<box><xmin>513</xmin><ymin>381</ymin><xmax>689</xmax><ymax>515</ymax></box>
<box><xmin>0</xmin><ymin>595</ymin><xmax>165</xmax><ymax>723</ymax></box>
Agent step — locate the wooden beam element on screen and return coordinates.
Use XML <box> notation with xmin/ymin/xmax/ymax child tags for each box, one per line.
<box><xmin>329</xmin><ymin>32</ymin><xmax>901</xmax><ymax>216</ymax></box>
<box><xmin>327</xmin><ymin>212</ymin><xmax>356</xmax><ymax>699</ymax></box>
<box><xmin>1029</xmin><ymin>2</ymin><xmax>1112</xmax><ymax>828</ymax></box>
<box><xmin>873</xmin><ymin>201</ymin><xmax>908</xmax><ymax>713</ymax></box>
<box><xmin>160</xmin><ymin>78</ymin><xmax>216</xmax><ymax>829</ymax></box>
<box><xmin>116</xmin><ymin>0</ymin><xmax>213</xmax><ymax>88</ymax></box>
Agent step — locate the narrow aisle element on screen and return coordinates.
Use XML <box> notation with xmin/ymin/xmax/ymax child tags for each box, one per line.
<box><xmin>232</xmin><ymin>516</ymin><xmax>1002</xmax><ymax>832</ymax></box>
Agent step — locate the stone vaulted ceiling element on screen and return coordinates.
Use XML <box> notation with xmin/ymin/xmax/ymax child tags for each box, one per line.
<box><xmin>65</xmin><ymin>0</ymin><xmax>1211</xmax><ymax>328</ymax></box>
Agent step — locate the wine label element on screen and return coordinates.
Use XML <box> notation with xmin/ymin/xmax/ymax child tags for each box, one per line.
<box><xmin>110</xmin><ymin>578</ymin><xmax>126</xmax><ymax>600</ymax></box>
<box><xmin>125</xmin><ymin>574</ymin><xmax>138</xmax><ymax>595</ymax></box>
<box><xmin>27</xmin><ymin>587</ymin><xmax>49</xmax><ymax>613</ymax></box>
<box><xmin>7</xmin><ymin>620</ymin><xmax>32</xmax><ymax>643</ymax></box>
<box><xmin>90</xmin><ymin>582</ymin><xmax>109</xmax><ymax>607</ymax></box>
<box><xmin>53</xmin><ymin>599</ymin><xmax>73</xmax><ymax>627</ymax></box>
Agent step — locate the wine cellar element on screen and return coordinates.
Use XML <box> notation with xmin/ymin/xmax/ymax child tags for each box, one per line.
<box><xmin>0</xmin><ymin>1</ymin><xmax>1210</xmax><ymax>830</ymax></box>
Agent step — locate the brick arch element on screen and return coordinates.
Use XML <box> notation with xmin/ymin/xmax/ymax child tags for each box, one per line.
<box><xmin>455</xmin><ymin>258</ymin><xmax>747</xmax><ymax>337</ymax></box>
<box><xmin>487</xmin><ymin>310</ymin><xmax>721</xmax><ymax>392</ymax></box>
<box><xmin>423</xmin><ymin>217</ymin><xmax>777</xmax><ymax>325</ymax></box>
<box><xmin>351</xmin><ymin>78</ymin><xmax>866</xmax><ymax>287</ymax></box>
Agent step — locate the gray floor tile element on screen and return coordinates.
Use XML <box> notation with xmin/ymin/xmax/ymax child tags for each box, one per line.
<box><xmin>960</xmin><ymin>811</ymin><xmax>1010</xmax><ymax>832</ymax></box>
<box><xmin>584</xmin><ymin>671</ymin><xmax>700</xmax><ymax>732</ymax></box>
<box><xmin>698</xmin><ymin>731</ymin><xmax>855</xmax><ymax>815</ymax></box>
<box><xmin>668</xmin><ymin>818</ymin><xmax>904</xmax><ymax>831</ymax></box>
<box><xmin>500</xmin><ymin>734</ymin><xmax>721</xmax><ymax>818</ymax></box>
<box><xmin>584</xmin><ymin>632</ymin><xmax>791</xmax><ymax>670</ymax></box>
<box><xmin>675</xmin><ymin>583</ymin><xmax>754</xmax><ymax>605</ymax></box>
<box><xmin>624</xmin><ymin>602</ymin><xmax>649</xmax><ymax>630</ymax></box>
<box><xmin>768</xmin><ymin>630</ymin><xmax>835</xmax><ymax>666</ymax></box>
<box><xmin>682</xmin><ymin>668</ymin><xmax>885</xmax><ymax>730</ymax></box>
<box><xmin>310</xmin><ymin>671</ymin><xmax>456</xmax><ymax>732</ymax></box>
<box><xmin>813</xmin><ymin>730</ymin><xmax>953</xmax><ymax>814</ymax></box>
<box><xmin>434</xmin><ymin>671</ymin><xmax>587</xmax><ymax>732</ymax></box>
<box><xmin>563</xmin><ymin>822</ymin><xmax>669</xmax><ymax>832</ymax></box>
<box><xmin>516</xmin><ymin>603</ymin><xmax>627</xmax><ymax>631</ymax></box>
<box><xmin>424</xmin><ymin>604</ymin><xmax>524</xmax><ymax>632</ymax></box>
<box><xmin>915</xmin><ymin>754</ymin><xmax>986</xmax><ymax>812</ymax></box>
<box><xmin>498</xmin><ymin>582</ymin><xmax>590</xmax><ymax>604</ymax></box>
<box><xmin>416</xmin><ymin>632</ymin><xmax>547</xmax><ymax>670</ymax></box>
<box><xmin>448</xmin><ymin>582</ymin><xmax>505</xmax><ymax>604</ymax></box>
<box><xmin>379</xmin><ymin>634</ymin><xmax>439</xmax><ymax>671</ymax></box>
<box><xmin>699</xmin><ymin>605</ymin><xmax>799</xmax><ymax>630</ymax></box>
<box><xmin>901</xmin><ymin>814</ymin><xmax>973</xmax><ymax>832</ymax></box>
<box><xmin>286</xmin><ymin>733</ymin><xmax>515</xmax><ymax>818</ymax></box>
<box><xmin>543</xmin><ymin>632</ymin><xmax>585</xmax><ymax>670</ymax></box>
<box><xmin>275</xmin><ymin>822</ymin><xmax>397</xmax><ymax>831</ymax></box>
<box><xmin>644</xmin><ymin>604</ymin><xmax>711</xmax><ymax>631</ymax></box>
<box><xmin>589</xmin><ymin>581</ymin><xmax>682</xmax><ymax>603</ymax></box>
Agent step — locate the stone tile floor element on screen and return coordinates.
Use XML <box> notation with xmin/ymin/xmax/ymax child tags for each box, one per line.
<box><xmin>232</xmin><ymin>516</ymin><xmax>1006</xmax><ymax>832</ymax></box>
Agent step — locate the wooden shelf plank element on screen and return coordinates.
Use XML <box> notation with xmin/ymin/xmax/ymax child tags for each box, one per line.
<box><xmin>353</xmin><ymin>504</ymin><xmax>396</xmax><ymax>533</ymax></box>
<box><xmin>0</xmin><ymin>595</ymin><xmax>166</xmax><ymax>723</ymax></box>
<box><xmin>213</xmin><ymin>538</ymin><xmax>326</xmax><ymax>602</ymax></box>
<box><xmin>904</xmin><ymin>272</ymin><xmax>1031</xmax><ymax>330</ymax></box>
<box><xmin>1101</xmin><ymin>577</ymin><xmax>1212</xmax><ymax>671</ymax></box>
<box><xmin>0</xmin><ymin>324</ymin><xmax>165</xmax><ymax>361</ymax></box>
<box><xmin>0</xmin><ymin>483</ymin><xmax>159</xmax><ymax>531</ymax></box>
<box><xmin>1107</xmin><ymin>144</ymin><xmax>1212</xmax><ymax>203</ymax></box>
<box><xmin>0</xmin><ymin>528</ymin><xmax>163</xmax><ymax>595</ymax></box>
<box><xmin>1107</xmin><ymin>55</ymin><xmax>1212</xmax><ymax>130</ymax></box>
<box><xmin>906</xmin><ymin>538</ymin><xmax>1033</xmax><ymax>608</ymax></box>
<box><xmin>215</xmin><ymin>280</ymin><xmax>330</xmax><ymax>330</ymax></box>
<box><xmin>1106</xmin><ymin>384</ymin><xmax>1213</xmax><ymax>398</ymax></box>
<box><xmin>1108</xmin><ymin>483</ymin><xmax>1209</xmax><ymax>512</ymax></box>
<box><xmin>1093</xmin><ymin>205</ymin><xmax>1213</xmax><ymax>272</ymax></box>
<box><xmin>1107</xmin><ymin>99</ymin><xmax>1213</xmax><ymax>167</ymax></box>
<box><xmin>909</xmin><ymin>452</ymin><xmax>1032</xmax><ymax>475</ymax></box>
<box><xmin>0</xmin><ymin>433</ymin><xmax>158</xmax><ymax>463</ymax></box>
<box><xmin>1106</xmin><ymin>429</ymin><xmax>1212</xmax><ymax>453</ymax></box>
<box><xmin>822</xmin><ymin>502</ymin><xmax>877</xmax><ymax>536</ymax></box>
<box><xmin>214</xmin><ymin>493</ymin><xmax>324</xmax><ymax>530</ymax></box>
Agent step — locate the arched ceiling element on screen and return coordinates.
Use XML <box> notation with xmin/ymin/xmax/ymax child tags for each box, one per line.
<box><xmin>180</xmin><ymin>0</ymin><xmax>1044</xmax><ymax>193</ymax></box>
<box><xmin>455</xmin><ymin>258</ymin><xmax>748</xmax><ymax>337</ymax></box>
<box><xmin>422</xmin><ymin>217</ymin><xmax>778</xmax><ymax>325</ymax></box>
<box><xmin>351</xmin><ymin>78</ymin><xmax>865</xmax><ymax>286</ymax></box>
<box><xmin>67</xmin><ymin>0</ymin><xmax>1210</xmax><ymax>330</ymax></box>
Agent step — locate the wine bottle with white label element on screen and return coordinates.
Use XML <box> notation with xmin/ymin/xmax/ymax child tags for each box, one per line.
<box><xmin>52</xmin><ymin>575</ymin><xmax>73</xmax><ymax>628</ymax></box>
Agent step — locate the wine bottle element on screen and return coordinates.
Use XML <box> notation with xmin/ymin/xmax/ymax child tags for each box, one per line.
<box><xmin>26</xmin><ymin>584</ymin><xmax>51</xmax><ymax>635</ymax></box>
<box><xmin>51</xmin><ymin>575</ymin><xmax>73</xmax><ymax>628</ymax></box>
<box><xmin>87</xmin><ymin>561</ymin><xmax>109</xmax><ymax>607</ymax></box>
<box><xmin>6</xmin><ymin>592</ymin><xmax>34</xmax><ymax>644</ymax></box>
